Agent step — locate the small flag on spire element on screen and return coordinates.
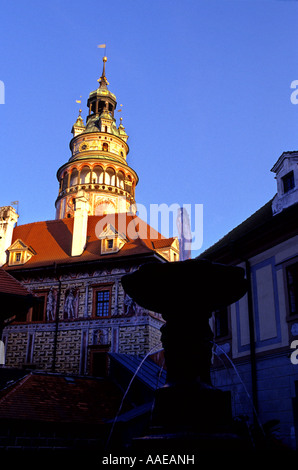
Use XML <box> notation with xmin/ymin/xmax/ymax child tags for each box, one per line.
<box><xmin>97</xmin><ymin>44</ymin><xmax>106</xmax><ymax>49</ymax></box>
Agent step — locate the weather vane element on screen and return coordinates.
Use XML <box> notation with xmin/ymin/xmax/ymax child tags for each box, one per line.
<box><xmin>75</xmin><ymin>96</ymin><xmax>82</xmax><ymax>115</ymax></box>
<box><xmin>11</xmin><ymin>201</ymin><xmax>19</xmax><ymax>221</ymax></box>
<box><xmin>97</xmin><ymin>43</ymin><xmax>107</xmax><ymax>56</ymax></box>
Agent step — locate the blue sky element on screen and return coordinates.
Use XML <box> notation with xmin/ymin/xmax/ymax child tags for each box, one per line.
<box><xmin>1</xmin><ymin>0</ymin><xmax>298</xmax><ymax>258</ymax></box>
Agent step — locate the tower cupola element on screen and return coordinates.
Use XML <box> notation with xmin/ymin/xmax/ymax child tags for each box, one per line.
<box><xmin>86</xmin><ymin>56</ymin><xmax>117</xmax><ymax>125</ymax></box>
<box><xmin>55</xmin><ymin>56</ymin><xmax>138</xmax><ymax>220</ymax></box>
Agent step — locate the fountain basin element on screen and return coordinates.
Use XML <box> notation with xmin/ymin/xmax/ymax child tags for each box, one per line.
<box><xmin>121</xmin><ymin>259</ymin><xmax>248</xmax><ymax>318</ymax></box>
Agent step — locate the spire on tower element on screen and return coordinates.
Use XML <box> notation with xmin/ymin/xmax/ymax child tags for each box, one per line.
<box><xmin>71</xmin><ymin>96</ymin><xmax>85</xmax><ymax>136</ymax></box>
<box><xmin>97</xmin><ymin>55</ymin><xmax>109</xmax><ymax>88</ymax></box>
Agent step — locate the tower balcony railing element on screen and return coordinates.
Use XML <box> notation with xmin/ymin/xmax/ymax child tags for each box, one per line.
<box><xmin>58</xmin><ymin>183</ymin><xmax>134</xmax><ymax>202</ymax></box>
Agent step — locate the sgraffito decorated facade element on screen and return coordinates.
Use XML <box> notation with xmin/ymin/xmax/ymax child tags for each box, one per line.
<box><xmin>0</xmin><ymin>57</ymin><xmax>179</xmax><ymax>376</ymax></box>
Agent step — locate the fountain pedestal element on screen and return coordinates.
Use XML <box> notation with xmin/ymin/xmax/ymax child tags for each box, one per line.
<box><xmin>121</xmin><ymin>259</ymin><xmax>249</xmax><ymax>451</ymax></box>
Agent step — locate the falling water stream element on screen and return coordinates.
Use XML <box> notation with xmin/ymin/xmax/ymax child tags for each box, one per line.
<box><xmin>211</xmin><ymin>340</ymin><xmax>265</xmax><ymax>437</ymax></box>
<box><xmin>106</xmin><ymin>339</ymin><xmax>266</xmax><ymax>450</ymax></box>
<box><xmin>105</xmin><ymin>343</ymin><xmax>164</xmax><ymax>449</ymax></box>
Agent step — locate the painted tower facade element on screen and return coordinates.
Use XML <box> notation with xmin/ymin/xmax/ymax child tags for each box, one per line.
<box><xmin>55</xmin><ymin>56</ymin><xmax>138</xmax><ymax>220</ymax></box>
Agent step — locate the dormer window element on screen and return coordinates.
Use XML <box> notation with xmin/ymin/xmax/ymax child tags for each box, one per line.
<box><xmin>103</xmin><ymin>238</ymin><xmax>116</xmax><ymax>253</ymax></box>
<box><xmin>271</xmin><ymin>152</ymin><xmax>298</xmax><ymax>215</ymax></box>
<box><xmin>97</xmin><ymin>223</ymin><xmax>127</xmax><ymax>255</ymax></box>
<box><xmin>282</xmin><ymin>171</ymin><xmax>295</xmax><ymax>193</ymax></box>
<box><xmin>7</xmin><ymin>239</ymin><xmax>36</xmax><ymax>266</ymax></box>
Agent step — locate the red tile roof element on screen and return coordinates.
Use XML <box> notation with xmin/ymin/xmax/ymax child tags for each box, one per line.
<box><xmin>0</xmin><ymin>372</ymin><xmax>129</xmax><ymax>424</ymax></box>
<box><xmin>0</xmin><ymin>268</ymin><xmax>34</xmax><ymax>321</ymax></box>
<box><xmin>0</xmin><ymin>268</ymin><xmax>31</xmax><ymax>297</ymax></box>
<box><xmin>5</xmin><ymin>214</ymin><xmax>174</xmax><ymax>270</ymax></box>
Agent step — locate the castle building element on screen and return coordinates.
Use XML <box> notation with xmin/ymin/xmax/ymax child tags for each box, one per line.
<box><xmin>198</xmin><ymin>151</ymin><xmax>298</xmax><ymax>449</ymax></box>
<box><xmin>0</xmin><ymin>57</ymin><xmax>179</xmax><ymax>376</ymax></box>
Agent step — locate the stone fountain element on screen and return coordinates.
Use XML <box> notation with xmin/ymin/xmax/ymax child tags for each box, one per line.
<box><xmin>121</xmin><ymin>258</ymin><xmax>249</xmax><ymax>452</ymax></box>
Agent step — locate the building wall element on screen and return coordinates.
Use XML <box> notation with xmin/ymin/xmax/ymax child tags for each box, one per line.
<box><xmin>211</xmin><ymin>351</ymin><xmax>298</xmax><ymax>449</ymax></box>
<box><xmin>229</xmin><ymin>235</ymin><xmax>298</xmax><ymax>360</ymax></box>
<box><xmin>211</xmin><ymin>233</ymin><xmax>298</xmax><ymax>449</ymax></box>
<box><xmin>2</xmin><ymin>265</ymin><xmax>164</xmax><ymax>375</ymax></box>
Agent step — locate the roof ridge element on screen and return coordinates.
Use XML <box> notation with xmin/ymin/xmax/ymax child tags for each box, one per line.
<box><xmin>17</xmin><ymin>220</ymin><xmax>53</xmax><ymax>227</ymax></box>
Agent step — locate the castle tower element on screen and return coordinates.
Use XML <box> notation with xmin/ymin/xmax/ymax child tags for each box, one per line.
<box><xmin>55</xmin><ymin>56</ymin><xmax>138</xmax><ymax>219</ymax></box>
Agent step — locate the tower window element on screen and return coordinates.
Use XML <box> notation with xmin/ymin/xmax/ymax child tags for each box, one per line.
<box><xmin>282</xmin><ymin>171</ymin><xmax>295</xmax><ymax>193</ymax></box>
<box><xmin>102</xmin><ymin>143</ymin><xmax>109</xmax><ymax>152</ymax></box>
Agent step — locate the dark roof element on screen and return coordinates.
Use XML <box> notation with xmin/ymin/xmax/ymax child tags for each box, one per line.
<box><xmin>0</xmin><ymin>268</ymin><xmax>32</xmax><ymax>297</ymax></box>
<box><xmin>0</xmin><ymin>268</ymin><xmax>35</xmax><ymax>321</ymax></box>
<box><xmin>0</xmin><ymin>368</ymin><xmax>28</xmax><ymax>391</ymax></box>
<box><xmin>109</xmin><ymin>354</ymin><xmax>166</xmax><ymax>391</ymax></box>
<box><xmin>0</xmin><ymin>372</ymin><xmax>129</xmax><ymax>425</ymax></box>
<box><xmin>198</xmin><ymin>199</ymin><xmax>298</xmax><ymax>264</ymax></box>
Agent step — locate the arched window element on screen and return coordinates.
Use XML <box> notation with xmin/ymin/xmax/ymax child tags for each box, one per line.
<box><xmin>61</xmin><ymin>172</ymin><xmax>68</xmax><ymax>191</ymax></box>
<box><xmin>105</xmin><ymin>167</ymin><xmax>116</xmax><ymax>186</ymax></box>
<box><xmin>125</xmin><ymin>175</ymin><xmax>132</xmax><ymax>194</ymax></box>
<box><xmin>70</xmin><ymin>169</ymin><xmax>79</xmax><ymax>187</ymax></box>
<box><xmin>93</xmin><ymin>165</ymin><xmax>104</xmax><ymax>184</ymax></box>
<box><xmin>102</xmin><ymin>142</ymin><xmax>109</xmax><ymax>152</ymax></box>
<box><xmin>117</xmin><ymin>171</ymin><xmax>125</xmax><ymax>189</ymax></box>
<box><xmin>80</xmin><ymin>166</ymin><xmax>91</xmax><ymax>184</ymax></box>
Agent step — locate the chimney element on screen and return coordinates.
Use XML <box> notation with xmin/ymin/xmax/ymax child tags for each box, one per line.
<box><xmin>71</xmin><ymin>191</ymin><xmax>89</xmax><ymax>257</ymax></box>
<box><xmin>0</xmin><ymin>206</ymin><xmax>19</xmax><ymax>267</ymax></box>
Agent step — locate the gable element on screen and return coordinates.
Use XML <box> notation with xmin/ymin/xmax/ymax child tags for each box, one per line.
<box><xmin>9</xmin><ymin>239</ymin><xmax>29</xmax><ymax>251</ymax></box>
<box><xmin>7</xmin><ymin>239</ymin><xmax>36</xmax><ymax>267</ymax></box>
<box><xmin>97</xmin><ymin>223</ymin><xmax>127</xmax><ymax>255</ymax></box>
<box><xmin>153</xmin><ymin>237</ymin><xmax>180</xmax><ymax>262</ymax></box>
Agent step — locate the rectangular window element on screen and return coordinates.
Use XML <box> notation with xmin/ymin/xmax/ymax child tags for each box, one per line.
<box><xmin>286</xmin><ymin>263</ymin><xmax>298</xmax><ymax>316</ymax></box>
<box><xmin>31</xmin><ymin>294</ymin><xmax>47</xmax><ymax>322</ymax></box>
<box><xmin>95</xmin><ymin>289</ymin><xmax>111</xmax><ymax>317</ymax></box>
<box><xmin>213</xmin><ymin>307</ymin><xmax>229</xmax><ymax>338</ymax></box>
<box><xmin>282</xmin><ymin>171</ymin><xmax>295</xmax><ymax>193</ymax></box>
<box><xmin>26</xmin><ymin>333</ymin><xmax>34</xmax><ymax>363</ymax></box>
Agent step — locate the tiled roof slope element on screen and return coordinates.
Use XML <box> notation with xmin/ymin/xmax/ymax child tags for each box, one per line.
<box><xmin>109</xmin><ymin>354</ymin><xmax>166</xmax><ymax>390</ymax></box>
<box><xmin>5</xmin><ymin>214</ymin><xmax>175</xmax><ymax>270</ymax></box>
<box><xmin>0</xmin><ymin>268</ymin><xmax>35</xmax><ymax>320</ymax></box>
<box><xmin>0</xmin><ymin>268</ymin><xmax>32</xmax><ymax>297</ymax></box>
<box><xmin>0</xmin><ymin>372</ymin><xmax>129</xmax><ymax>424</ymax></box>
